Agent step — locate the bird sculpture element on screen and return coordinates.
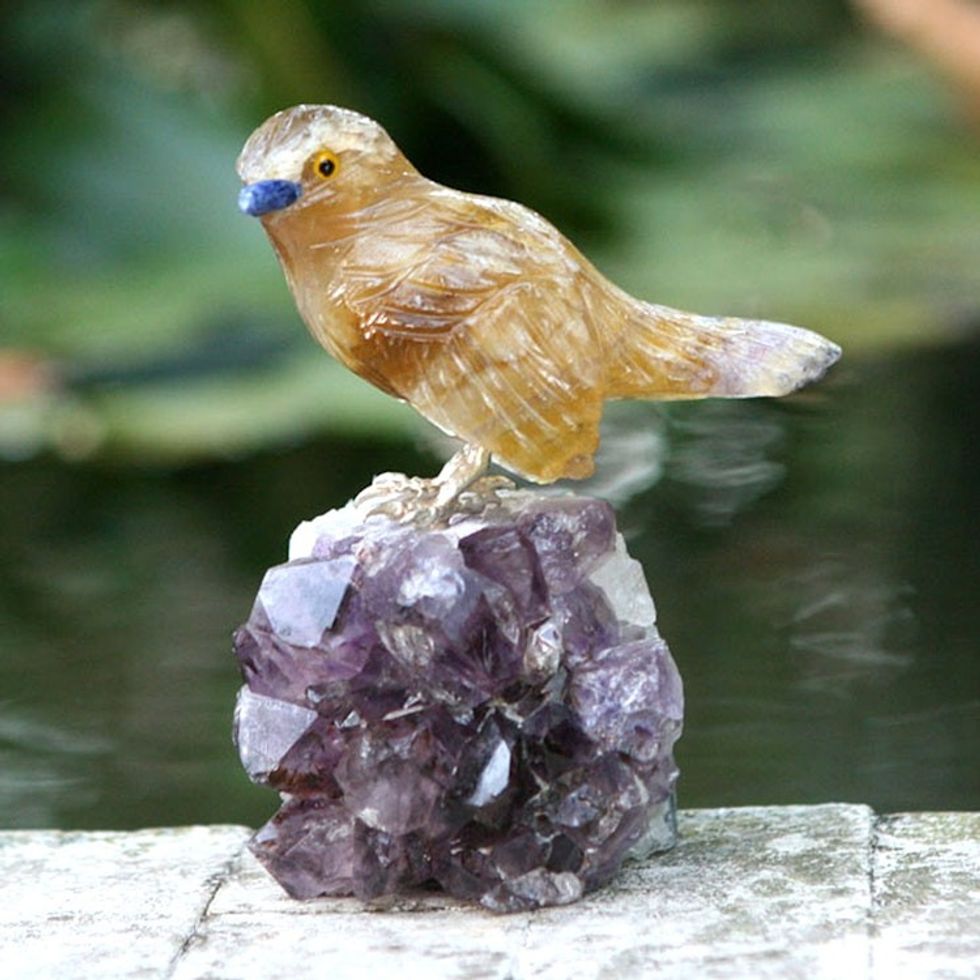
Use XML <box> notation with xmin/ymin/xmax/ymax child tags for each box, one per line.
<box><xmin>238</xmin><ymin>104</ymin><xmax>840</xmax><ymax>508</ymax></box>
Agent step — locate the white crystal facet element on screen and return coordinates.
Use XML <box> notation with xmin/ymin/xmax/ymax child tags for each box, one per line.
<box><xmin>258</xmin><ymin>557</ymin><xmax>355</xmax><ymax>646</ymax></box>
<box><xmin>289</xmin><ymin>508</ymin><xmax>363</xmax><ymax>560</ymax></box>
<box><xmin>466</xmin><ymin>739</ymin><xmax>512</xmax><ymax>807</ymax></box>
<box><xmin>234</xmin><ymin>688</ymin><xmax>317</xmax><ymax>781</ymax></box>
<box><xmin>588</xmin><ymin>533</ymin><xmax>657</xmax><ymax>629</ymax></box>
<box><xmin>524</xmin><ymin>620</ymin><xmax>562</xmax><ymax>680</ymax></box>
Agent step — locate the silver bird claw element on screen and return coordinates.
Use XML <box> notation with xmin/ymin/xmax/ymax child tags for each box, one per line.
<box><xmin>354</xmin><ymin>445</ymin><xmax>513</xmax><ymax>526</ymax></box>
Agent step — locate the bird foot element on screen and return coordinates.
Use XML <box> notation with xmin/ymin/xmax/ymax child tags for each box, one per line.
<box><xmin>354</xmin><ymin>445</ymin><xmax>513</xmax><ymax>526</ymax></box>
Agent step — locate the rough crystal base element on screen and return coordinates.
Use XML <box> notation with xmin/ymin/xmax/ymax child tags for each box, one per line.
<box><xmin>233</xmin><ymin>488</ymin><xmax>683</xmax><ymax>912</ymax></box>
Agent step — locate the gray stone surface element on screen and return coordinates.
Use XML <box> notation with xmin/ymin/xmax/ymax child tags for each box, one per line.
<box><xmin>872</xmin><ymin>812</ymin><xmax>980</xmax><ymax>979</ymax></box>
<box><xmin>1</xmin><ymin>806</ymin><xmax>977</xmax><ymax>979</ymax></box>
<box><xmin>0</xmin><ymin>825</ymin><xmax>244</xmax><ymax>979</ymax></box>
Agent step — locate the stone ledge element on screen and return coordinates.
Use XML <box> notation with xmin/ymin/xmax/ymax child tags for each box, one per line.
<box><xmin>0</xmin><ymin>806</ymin><xmax>977</xmax><ymax>979</ymax></box>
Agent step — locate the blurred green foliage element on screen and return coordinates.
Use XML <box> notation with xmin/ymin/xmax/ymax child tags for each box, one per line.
<box><xmin>2</xmin><ymin>0</ymin><xmax>979</xmax><ymax>461</ymax></box>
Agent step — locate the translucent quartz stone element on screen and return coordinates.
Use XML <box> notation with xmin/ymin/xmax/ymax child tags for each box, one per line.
<box><xmin>238</xmin><ymin>104</ymin><xmax>841</xmax><ymax>483</ymax></box>
<box><xmin>233</xmin><ymin>490</ymin><xmax>684</xmax><ymax>912</ymax></box>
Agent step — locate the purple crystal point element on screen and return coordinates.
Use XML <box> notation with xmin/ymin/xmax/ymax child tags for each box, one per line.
<box><xmin>233</xmin><ymin>490</ymin><xmax>683</xmax><ymax>911</ymax></box>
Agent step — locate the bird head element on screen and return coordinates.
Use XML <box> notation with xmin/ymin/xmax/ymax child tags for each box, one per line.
<box><xmin>236</xmin><ymin>104</ymin><xmax>416</xmax><ymax>226</ymax></box>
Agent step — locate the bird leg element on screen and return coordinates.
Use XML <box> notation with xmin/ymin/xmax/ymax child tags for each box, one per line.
<box><xmin>354</xmin><ymin>443</ymin><xmax>512</xmax><ymax>525</ymax></box>
<box><xmin>431</xmin><ymin>443</ymin><xmax>492</xmax><ymax>510</ymax></box>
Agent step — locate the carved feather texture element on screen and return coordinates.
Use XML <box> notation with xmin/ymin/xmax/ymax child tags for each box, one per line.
<box><xmin>240</xmin><ymin>105</ymin><xmax>841</xmax><ymax>483</ymax></box>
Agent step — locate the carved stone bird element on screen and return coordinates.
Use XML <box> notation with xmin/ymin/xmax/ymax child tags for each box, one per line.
<box><xmin>238</xmin><ymin>104</ymin><xmax>840</xmax><ymax>498</ymax></box>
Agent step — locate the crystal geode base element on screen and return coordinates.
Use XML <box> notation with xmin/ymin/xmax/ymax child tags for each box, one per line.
<box><xmin>232</xmin><ymin>488</ymin><xmax>683</xmax><ymax>912</ymax></box>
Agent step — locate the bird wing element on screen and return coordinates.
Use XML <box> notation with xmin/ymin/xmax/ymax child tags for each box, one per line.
<box><xmin>338</xmin><ymin>193</ymin><xmax>608</xmax><ymax>481</ymax></box>
<box><xmin>339</xmin><ymin>195</ymin><xmax>555</xmax><ymax>341</ymax></box>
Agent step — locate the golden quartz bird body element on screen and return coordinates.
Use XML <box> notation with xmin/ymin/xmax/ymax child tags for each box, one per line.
<box><xmin>238</xmin><ymin>105</ymin><xmax>840</xmax><ymax>484</ymax></box>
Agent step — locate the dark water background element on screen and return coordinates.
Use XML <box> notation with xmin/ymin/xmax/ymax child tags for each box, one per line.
<box><xmin>2</xmin><ymin>339</ymin><xmax>978</xmax><ymax>830</ymax></box>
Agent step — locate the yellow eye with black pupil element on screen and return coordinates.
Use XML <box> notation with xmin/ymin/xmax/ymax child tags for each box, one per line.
<box><xmin>313</xmin><ymin>150</ymin><xmax>339</xmax><ymax>179</ymax></box>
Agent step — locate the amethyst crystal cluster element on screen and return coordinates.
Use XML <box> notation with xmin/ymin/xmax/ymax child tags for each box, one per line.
<box><xmin>233</xmin><ymin>491</ymin><xmax>683</xmax><ymax>912</ymax></box>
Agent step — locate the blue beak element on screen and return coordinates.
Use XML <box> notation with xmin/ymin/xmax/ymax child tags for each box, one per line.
<box><xmin>238</xmin><ymin>179</ymin><xmax>302</xmax><ymax>217</ymax></box>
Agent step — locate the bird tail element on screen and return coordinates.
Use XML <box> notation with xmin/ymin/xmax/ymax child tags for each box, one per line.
<box><xmin>604</xmin><ymin>300</ymin><xmax>841</xmax><ymax>401</ymax></box>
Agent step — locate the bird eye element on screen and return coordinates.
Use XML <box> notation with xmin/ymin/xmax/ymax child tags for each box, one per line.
<box><xmin>312</xmin><ymin>150</ymin><xmax>339</xmax><ymax>179</ymax></box>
